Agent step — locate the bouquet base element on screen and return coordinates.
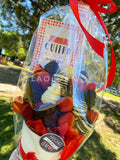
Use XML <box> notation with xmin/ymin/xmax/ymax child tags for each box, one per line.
<box><xmin>18</xmin><ymin>121</ymin><xmax>62</xmax><ymax>160</ymax></box>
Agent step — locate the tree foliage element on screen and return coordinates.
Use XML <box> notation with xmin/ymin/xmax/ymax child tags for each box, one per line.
<box><xmin>102</xmin><ymin>0</ymin><xmax>120</xmax><ymax>84</ymax></box>
<box><xmin>0</xmin><ymin>29</ymin><xmax>27</xmax><ymax>59</ymax></box>
<box><xmin>0</xmin><ymin>0</ymin><xmax>120</xmax><ymax>83</ymax></box>
<box><xmin>4</xmin><ymin>42</ymin><xmax>27</xmax><ymax>60</ymax></box>
<box><xmin>0</xmin><ymin>0</ymin><xmax>69</xmax><ymax>49</ymax></box>
<box><xmin>0</xmin><ymin>30</ymin><xmax>19</xmax><ymax>52</ymax></box>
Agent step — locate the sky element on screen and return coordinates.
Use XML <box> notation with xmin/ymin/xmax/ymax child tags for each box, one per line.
<box><xmin>0</xmin><ymin>0</ymin><xmax>33</xmax><ymax>32</ymax></box>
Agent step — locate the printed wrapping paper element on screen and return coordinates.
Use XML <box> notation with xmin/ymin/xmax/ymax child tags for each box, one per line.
<box><xmin>12</xmin><ymin>3</ymin><xmax>109</xmax><ymax>160</ymax></box>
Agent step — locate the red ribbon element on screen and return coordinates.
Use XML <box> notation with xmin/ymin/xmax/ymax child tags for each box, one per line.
<box><xmin>69</xmin><ymin>0</ymin><xmax>117</xmax><ymax>88</ymax></box>
<box><xmin>19</xmin><ymin>139</ymin><xmax>38</xmax><ymax>160</ymax></box>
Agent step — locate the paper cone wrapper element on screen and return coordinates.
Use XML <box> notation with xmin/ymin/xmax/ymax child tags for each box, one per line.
<box><xmin>18</xmin><ymin>121</ymin><xmax>65</xmax><ymax>160</ymax></box>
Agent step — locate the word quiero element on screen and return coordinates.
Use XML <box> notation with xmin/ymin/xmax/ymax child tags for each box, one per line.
<box><xmin>45</xmin><ymin>36</ymin><xmax>71</xmax><ymax>55</ymax></box>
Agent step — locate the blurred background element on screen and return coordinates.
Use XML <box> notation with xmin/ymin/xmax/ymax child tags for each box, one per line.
<box><xmin>0</xmin><ymin>0</ymin><xmax>120</xmax><ymax>160</ymax></box>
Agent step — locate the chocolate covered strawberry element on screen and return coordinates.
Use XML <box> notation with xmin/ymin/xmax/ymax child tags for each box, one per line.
<box><xmin>58</xmin><ymin>97</ymin><xmax>73</xmax><ymax>112</ymax></box>
<box><xmin>21</xmin><ymin>103</ymin><xmax>34</xmax><ymax>120</ymax></box>
<box><xmin>58</xmin><ymin>112</ymin><xmax>75</xmax><ymax>127</ymax></box>
<box><xmin>86</xmin><ymin>83</ymin><xmax>96</xmax><ymax>91</ymax></box>
<box><xmin>26</xmin><ymin>119</ymin><xmax>48</xmax><ymax>135</ymax></box>
<box><xmin>86</xmin><ymin>109</ymin><xmax>98</xmax><ymax>124</ymax></box>
<box><xmin>13</xmin><ymin>96</ymin><xmax>26</xmax><ymax>113</ymax></box>
<box><xmin>44</xmin><ymin>60</ymin><xmax>59</xmax><ymax>76</ymax></box>
<box><xmin>33</xmin><ymin>64</ymin><xmax>45</xmax><ymax>77</ymax></box>
<box><xmin>85</xmin><ymin>89</ymin><xmax>96</xmax><ymax>110</ymax></box>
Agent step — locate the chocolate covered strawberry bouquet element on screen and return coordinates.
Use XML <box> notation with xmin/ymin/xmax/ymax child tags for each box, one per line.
<box><xmin>13</xmin><ymin>60</ymin><xmax>99</xmax><ymax>160</ymax></box>
<box><xmin>11</xmin><ymin>1</ymin><xmax>117</xmax><ymax>160</ymax></box>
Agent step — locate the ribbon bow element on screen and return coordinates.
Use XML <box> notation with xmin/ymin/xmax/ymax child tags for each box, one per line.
<box><xmin>69</xmin><ymin>0</ymin><xmax>117</xmax><ymax>88</ymax></box>
<box><xmin>19</xmin><ymin>139</ymin><xmax>38</xmax><ymax>160</ymax></box>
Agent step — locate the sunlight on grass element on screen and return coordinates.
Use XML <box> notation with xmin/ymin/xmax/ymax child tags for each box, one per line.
<box><xmin>100</xmin><ymin>131</ymin><xmax>120</xmax><ymax>160</ymax></box>
<box><xmin>1</xmin><ymin>144</ymin><xmax>14</xmax><ymax>154</ymax></box>
<box><xmin>104</xmin><ymin>92</ymin><xmax>120</xmax><ymax>101</ymax></box>
<box><xmin>6</xmin><ymin>61</ymin><xmax>23</xmax><ymax>69</ymax></box>
<box><xmin>6</xmin><ymin>61</ymin><xmax>14</xmax><ymax>66</ymax></box>
<box><xmin>3</xmin><ymin>125</ymin><xmax>13</xmax><ymax>132</ymax></box>
<box><xmin>95</xmin><ymin>112</ymin><xmax>120</xmax><ymax>160</ymax></box>
<box><xmin>4</xmin><ymin>111</ymin><xmax>13</xmax><ymax>116</ymax></box>
<box><xmin>0</xmin><ymin>96</ymin><xmax>15</xmax><ymax>160</ymax></box>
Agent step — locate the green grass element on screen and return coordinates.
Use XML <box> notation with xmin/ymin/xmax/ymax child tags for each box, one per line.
<box><xmin>72</xmin><ymin>102</ymin><xmax>120</xmax><ymax>160</ymax></box>
<box><xmin>104</xmin><ymin>92</ymin><xmax>120</xmax><ymax>101</ymax></box>
<box><xmin>6</xmin><ymin>61</ymin><xmax>23</xmax><ymax>69</ymax></box>
<box><xmin>72</xmin><ymin>131</ymin><xmax>119</xmax><ymax>160</ymax></box>
<box><xmin>6</xmin><ymin>61</ymin><xmax>14</xmax><ymax>66</ymax></box>
<box><xmin>0</xmin><ymin>96</ymin><xmax>15</xmax><ymax>160</ymax></box>
<box><xmin>0</xmin><ymin>96</ymin><xmax>120</xmax><ymax>160</ymax></box>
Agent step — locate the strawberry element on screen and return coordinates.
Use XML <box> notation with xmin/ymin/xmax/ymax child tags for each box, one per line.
<box><xmin>86</xmin><ymin>109</ymin><xmax>98</xmax><ymax>124</ymax></box>
<box><xmin>33</xmin><ymin>64</ymin><xmax>45</xmax><ymax>77</ymax></box>
<box><xmin>86</xmin><ymin>83</ymin><xmax>96</xmax><ymax>91</ymax></box>
<box><xmin>21</xmin><ymin>103</ymin><xmax>34</xmax><ymax>120</ymax></box>
<box><xmin>13</xmin><ymin>96</ymin><xmax>26</xmax><ymax>113</ymax></box>
<box><xmin>57</xmin><ymin>123</ymin><xmax>85</xmax><ymax>160</ymax></box>
<box><xmin>58</xmin><ymin>97</ymin><xmax>73</xmax><ymax>112</ymax></box>
<box><xmin>58</xmin><ymin>112</ymin><xmax>75</xmax><ymax>127</ymax></box>
<box><xmin>60</xmin><ymin>133</ymin><xmax>85</xmax><ymax>160</ymax></box>
<box><xmin>26</xmin><ymin>119</ymin><xmax>48</xmax><ymax>135</ymax></box>
<box><xmin>34</xmin><ymin>70</ymin><xmax>46</xmax><ymax>77</ymax></box>
<box><xmin>35</xmin><ymin>64</ymin><xmax>43</xmax><ymax>71</ymax></box>
<box><xmin>58</xmin><ymin>123</ymin><xmax>80</xmax><ymax>138</ymax></box>
<box><xmin>53</xmin><ymin>123</ymin><xmax>85</xmax><ymax>160</ymax></box>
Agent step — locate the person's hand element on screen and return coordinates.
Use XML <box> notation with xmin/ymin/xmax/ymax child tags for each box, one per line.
<box><xmin>9</xmin><ymin>148</ymin><xmax>19</xmax><ymax>160</ymax></box>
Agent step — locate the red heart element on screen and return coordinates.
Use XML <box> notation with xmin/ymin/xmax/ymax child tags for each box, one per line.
<box><xmin>48</xmin><ymin>146</ymin><xmax>53</xmax><ymax>150</ymax></box>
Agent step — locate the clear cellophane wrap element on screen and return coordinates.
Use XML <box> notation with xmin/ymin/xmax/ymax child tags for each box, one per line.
<box><xmin>12</xmin><ymin>3</ymin><xmax>108</xmax><ymax>160</ymax></box>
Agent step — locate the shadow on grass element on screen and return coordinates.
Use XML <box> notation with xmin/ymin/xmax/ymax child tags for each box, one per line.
<box><xmin>0</xmin><ymin>97</ymin><xmax>15</xmax><ymax>160</ymax></box>
<box><xmin>72</xmin><ymin>131</ymin><xmax>117</xmax><ymax>160</ymax></box>
<box><xmin>0</xmin><ymin>66</ymin><xmax>21</xmax><ymax>85</ymax></box>
<box><xmin>101</xmin><ymin>100</ymin><xmax>120</xmax><ymax>134</ymax></box>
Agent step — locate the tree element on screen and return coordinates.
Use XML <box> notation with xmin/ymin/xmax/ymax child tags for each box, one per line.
<box><xmin>17</xmin><ymin>41</ymin><xmax>27</xmax><ymax>60</ymax></box>
<box><xmin>4</xmin><ymin>46</ymin><xmax>27</xmax><ymax>60</ymax></box>
<box><xmin>0</xmin><ymin>29</ymin><xmax>27</xmax><ymax>60</ymax></box>
<box><xmin>102</xmin><ymin>0</ymin><xmax>120</xmax><ymax>84</ymax></box>
<box><xmin>0</xmin><ymin>0</ymin><xmax>69</xmax><ymax>49</ymax></box>
<box><xmin>0</xmin><ymin>0</ymin><xmax>120</xmax><ymax>83</ymax></box>
<box><xmin>0</xmin><ymin>29</ymin><xmax>5</xmax><ymax>53</ymax></box>
<box><xmin>0</xmin><ymin>30</ymin><xmax>19</xmax><ymax>53</ymax></box>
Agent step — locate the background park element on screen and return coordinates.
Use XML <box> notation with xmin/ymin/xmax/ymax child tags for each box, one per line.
<box><xmin>0</xmin><ymin>0</ymin><xmax>120</xmax><ymax>160</ymax></box>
